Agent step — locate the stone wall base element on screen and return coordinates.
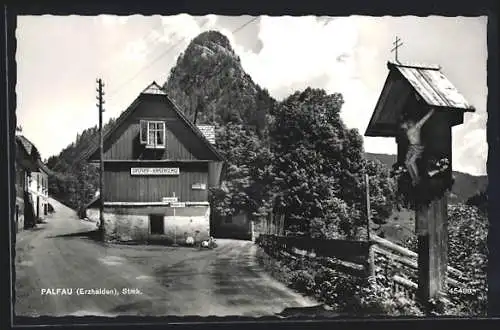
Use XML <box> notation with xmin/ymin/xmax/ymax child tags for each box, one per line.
<box><xmin>87</xmin><ymin>206</ymin><xmax>210</xmax><ymax>244</ymax></box>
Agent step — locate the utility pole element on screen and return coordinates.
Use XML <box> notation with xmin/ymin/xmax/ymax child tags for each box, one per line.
<box><xmin>96</xmin><ymin>78</ymin><xmax>105</xmax><ymax>240</ymax></box>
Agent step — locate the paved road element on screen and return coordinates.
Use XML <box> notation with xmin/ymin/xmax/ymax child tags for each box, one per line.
<box><xmin>14</xmin><ymin>198</ymin><xmax>317</xmax><ymax>317</ymax></box>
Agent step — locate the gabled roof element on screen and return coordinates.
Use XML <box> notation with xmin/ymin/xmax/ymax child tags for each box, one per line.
<box><xmin>142</xmin><ymin>81</ymin><xmax>167</xmax><ymax>95</ymax></box>
<box><xmin>365</xmin><ymin>61</ymin><xmax>475</xmax><ymax>137</ymax></box>
<box><xmin>387</xmin><ymin>61</ymin><xmax>475</xmax><ymax>110</ymax></box>
<box><xmin>36</xmin><ymin>159</ymin><xmax>51</xmax><ymax>175</ymax></box>
<box><xmin>15</xmin><ymin>135</ymin><xmax>44</xmax><ymax>168</ymax></box>
<box><xmin>81</xmin><ymin>81</ymin><xmax>224</xmax><ymax>162</ymax></box>
<box><xmin>15</xmin><ymin>137</ymin><xmax>39</xmax><ymax>171</ymax></box>
<box><xmin>16</xmin><ymin>135</ymin><xmax>37</xmax><ymax>157</ymax></box>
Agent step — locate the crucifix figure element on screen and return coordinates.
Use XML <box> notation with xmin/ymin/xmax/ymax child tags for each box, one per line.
<box><xmin>400</xmin><ymin>108</ymin><xmax>435</xmax><ymax>186</ymax></box>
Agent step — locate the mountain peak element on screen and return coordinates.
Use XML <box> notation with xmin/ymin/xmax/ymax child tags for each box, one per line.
<box><xmin>164</xmin><ymin>29</ymin><xmax>272</xmax><ymax>131</ymax></box>
<box><xmin>189</xmin><ymin>30</ymin><xmax>235</xmax><ymax>56</ymax></box>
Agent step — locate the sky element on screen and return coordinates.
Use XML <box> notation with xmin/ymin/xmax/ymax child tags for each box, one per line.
<box><xmin>16</xmin><ymin>15</ymin><xmax>488</xmax><ymax>176</ymax></box>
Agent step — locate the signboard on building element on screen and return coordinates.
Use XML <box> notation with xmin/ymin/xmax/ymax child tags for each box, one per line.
<box><xmin>162</xmin><ymin>197</ymin><xmax>178</xmax><ymax>203</ymax></box>
<box><xmin>130</xmin><ymin>167</ymin><xmax>180</xmax><ymax>176</ymax></box>
<box><xmin>191</xmin><ymin>183</ymin><xmax>207</xmax><ymax>190</ymax></box>
<box><xmin>170</xmin><ymin>202</ymin><xmax>186</xmax><ymax>208</ymax></box>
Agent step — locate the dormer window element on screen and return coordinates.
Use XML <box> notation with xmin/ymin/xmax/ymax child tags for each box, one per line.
<box><xmin>140</xmin><ymin>120</ymin><xmax>166</xmax><ymax>149</ymax></box>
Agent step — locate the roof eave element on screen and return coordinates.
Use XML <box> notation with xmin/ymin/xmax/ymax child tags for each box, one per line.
<box><xmin>365</xmin><ymin>123</ymin><xmax>398</xmax><ymax>137</ymax></box>
<box><xmin>364</xmin><ymin>71</ymin><xmax>394</xmax><ymax>137</ymax></box>
<box><xmin>387</xmin><ymin>60</ymin><xmax>441</xmax><ymax>71</ymax></box>
<box><xmin>83</xmin><ymin>95</ymin><xmax>143</xmax><ymax>162</ymax></box>
<box><xmin>164</xmin><ymin>95</ymin><xmax>225</xmax><ymax>162</ymax></box>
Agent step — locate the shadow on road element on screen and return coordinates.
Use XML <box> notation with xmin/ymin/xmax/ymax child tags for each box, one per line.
<box><xmin>109</xmin><ymin>299</ymin><xmax>153</xmax><ymax>314</ymax></box>
<box><xmin>276</xmin><ymin>304</ymin><xmax>344</xmax><ymax>318</ymax></box>
<box><xmin>47</xmin><ymin>230</ymin><xmax>102</xmax><ymax>242</ymax></box>
<box><xmin>25</xmin><ymin>225</ymin><xmax>45</xmax><ymax>232</ymax></box>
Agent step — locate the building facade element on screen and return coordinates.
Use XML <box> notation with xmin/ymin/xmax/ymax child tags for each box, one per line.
<box><xmin>212</xmin><ymin>210</ymin><xmax>254</xmax><ymax>241</ymax></box>
<box><xmin>15</xmin><ymin>134</ymin><xmax>48</xmax><ymax>232</ymax></box>
<box><xmin>28</xmin><ymin>161</ymin><xmax>49</xmax><ymax>222</ymax></box>
<box><xmin>84</xmin><ymin>82</ymin><xmax>225</xmax><ymax>244</ymax></box>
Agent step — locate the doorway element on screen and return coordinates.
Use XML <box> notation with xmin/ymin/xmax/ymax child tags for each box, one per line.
<box><xmin>36</xmin><ymin>196</ymin><xmax>40</xmax><ymax>219</ymax></box>
<box><xmin>150</xmin><ymin>214</ymin><xmax>164</xmax><ymax>235</ymax></box>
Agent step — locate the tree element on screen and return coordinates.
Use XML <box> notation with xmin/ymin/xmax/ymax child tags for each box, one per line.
<box><xmin>209</xmin><ymin>123</ymin><xmax>274</xmax><ymax>222</ymax></box>
<box><xmin>466</xmin><ymin>189</ymin><xmax>487</xmax><ymax>214</ymax></box>
<box><xmin>269</xmin><ymin>88</ymin><xmax>397</xmax><ymax>238</ymax></box>
<box><xmin>270</xmin><ymin>88</ymin><xmax>362</xmax><ymax>236</ymax></box>
<box><xmin>364</xmin><ymin>159</ymin><xmax>397</xmax><ymax>226</ymax></box>
<box><xmin>45</xmin><ymin>118</ymin><xmax>116</xmax><ymax>210</ymax></box>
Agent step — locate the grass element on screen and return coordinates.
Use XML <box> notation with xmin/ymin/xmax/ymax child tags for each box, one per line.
<box><xmin>376</xmin><ymin>208</ymin><xmax>415</xmax><ymax>245</ymax></box>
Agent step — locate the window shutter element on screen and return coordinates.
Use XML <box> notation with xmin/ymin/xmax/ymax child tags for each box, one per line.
<box><xmin>160</xmin><ymin>122</ymin><xmax>166</xmax><ymax>149</ymax></box>
<box><xmin>163</xmin><ymin>122</ymin><xmax>167</xmax><ymax>150</ymax></box>
<box><xmin>140</xmin><ymin>120</ymin><xmax>148</xmax><ymax>144</ymax></box>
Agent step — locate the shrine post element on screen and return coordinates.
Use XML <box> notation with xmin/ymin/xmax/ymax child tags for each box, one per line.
<box><xmin>365</xmin><ymin>60</ymin><xmax>475</xmax><ymax>311</ymax></box>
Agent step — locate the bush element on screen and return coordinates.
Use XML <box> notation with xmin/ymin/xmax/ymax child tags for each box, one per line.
<box><xmin>289</xmin><ymin>270</ymin><xmax>316</xmax><ymax>294</ymax></box>
<box><xmin>309</xmin><ymin>198</ymin><xmax>364</xmax><ymax>240</ymax></box>
<box><xmin>257</xmin><ymin>239</ymin><xmax>425</xmax><ymax>316</ymax></box>
<box><xmin>315</xmin><ymin>269</ymin><xmax>423</xmax><ymax>315</ymax></box>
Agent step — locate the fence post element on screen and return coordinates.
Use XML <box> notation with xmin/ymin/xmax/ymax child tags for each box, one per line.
<box><xmin>364</xmin><ymin>174</ymin><xmax>375</xmax><ymax>280</ymax></box>
<box><xmin>367</xmin><ymin>243</ymin><xmax>375</xmax><ymax>279</ymax></box>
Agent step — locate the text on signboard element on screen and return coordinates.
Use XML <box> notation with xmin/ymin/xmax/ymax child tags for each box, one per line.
<box><xmin>130</xmin><ymin>167</ymin><xmax>180</xmax><ymax>176</ymax></box>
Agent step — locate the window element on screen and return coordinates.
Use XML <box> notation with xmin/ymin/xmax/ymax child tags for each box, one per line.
<box><xmin>140</xmin><ymin>120</ymin><xmax>166</xmax><ymax>149</ymax></box>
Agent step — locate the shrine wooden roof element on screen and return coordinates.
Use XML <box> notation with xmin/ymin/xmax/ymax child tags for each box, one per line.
<box><xmin>365</xmin><ymin>61</ymin><xmax>475</xmax><ymax>137</ymax></box>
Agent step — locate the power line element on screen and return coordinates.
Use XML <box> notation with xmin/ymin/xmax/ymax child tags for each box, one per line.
<box><xmin>106</xmin><ymin>35</ymin><xmax>186</xmax><ymax>99</ymax></box>
<box><xmin>232</xmin><ymin>16</ymin><xmax>258</xmax><ymax>34</ymax></box>
<box><xmin>100</xmin><ymin>19</ymin><xmax>165</xmax><ymax>78</ymax></box>
<box><xmin>101</xmin><ymin>15</ymin><xmax>219</xmax><ymax>81</ymax></box>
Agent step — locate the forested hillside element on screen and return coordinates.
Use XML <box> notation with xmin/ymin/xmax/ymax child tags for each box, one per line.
<box><xmin>46</xmin><ymin>119</ymin><xmax>116</xmax><ymax>211</ymax></box>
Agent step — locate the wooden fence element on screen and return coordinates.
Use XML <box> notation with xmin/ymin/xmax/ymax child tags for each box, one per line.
<box><xmin>257</xmin><ymin>234</ymin><xmax>371</xmax><ymax>278</ymax></box>
<box><xmin>370</xmin><ymin>234</ymin><xmax>466</xmax><ymax>302</ymax></box>
<box><xmin>256</xmin><ymin>234</ymin><xmax>466</xmax><ymax>302</ymax></box>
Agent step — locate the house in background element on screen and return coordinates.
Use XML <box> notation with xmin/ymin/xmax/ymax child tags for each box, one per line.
<box><xmin>32</xmin><ymin>160</ymin><xmax>50</xmax><ymax>221</ymax></box>
<box><xmin>211</xmin><ymin>210</ymin><xmax>254</xmax><ymax>241</ymax></box>
<box><xmin>212</xmin><ymin>209</ymin><xmax>287</xmax><ymax>242</ymax></box>
<box><xmin>15</xmin><ymin>133</ymin><xmax>47</xmax><ymax>232</ymax></box>
<box><xmin>83</xmin><ymin>82</ymin><xmax>225</xmax><ymax>244</ymax></box>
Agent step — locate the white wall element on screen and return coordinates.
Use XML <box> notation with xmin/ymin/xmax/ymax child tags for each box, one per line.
<box><xmin>28</xmin><ymin>171</ymin><xmax>49</xmax><ymax>219</ymax></box>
